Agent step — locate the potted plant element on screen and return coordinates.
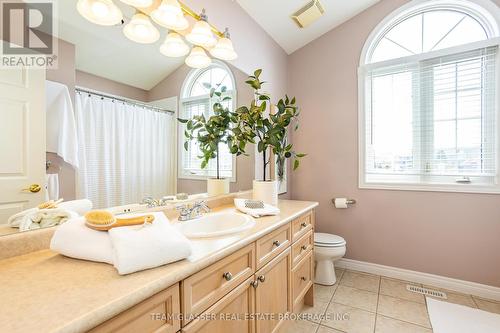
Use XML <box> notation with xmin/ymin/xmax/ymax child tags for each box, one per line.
<box><xmin>230</xmin><ymin>69</ymin><xmax>305</xmax><ymax>205</ymax></box>
<box><xmin>178</xmin><ymin>83</ymin><xmax>235</xmax><ymax>196</ymax></box>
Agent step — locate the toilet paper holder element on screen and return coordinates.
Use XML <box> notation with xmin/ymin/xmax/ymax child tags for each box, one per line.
<box><xmin>331</xmin><ymin>198</ymin><xmax>357</xmax><ymax>206</ymax></box>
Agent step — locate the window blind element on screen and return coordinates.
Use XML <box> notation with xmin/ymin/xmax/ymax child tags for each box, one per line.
<box><xmin>180</xmin><ymin>98</ymin><xmax>234</xmax><ymax>178</ymax></box>
<box><xmin>364</xmin><ymin>46</ymin><xmax>498</xmax><ymax>185</ymax></box>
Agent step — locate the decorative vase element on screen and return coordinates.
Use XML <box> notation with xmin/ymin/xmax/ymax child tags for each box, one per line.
<box><xmin>207</xmin><ymin>178</ymin><xmax>230</xmax><ymax>196</ymax></box>
<box><xmin>252</xmin><ymin>180</ymin><xmax>278</xmax><ymax>206</ymax></box>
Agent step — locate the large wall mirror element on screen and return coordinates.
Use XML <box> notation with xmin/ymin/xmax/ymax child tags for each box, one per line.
<box><xmin>0</xmin><ymin>0</ymin><xmax>255</xmax><ymax>236</ymax></box>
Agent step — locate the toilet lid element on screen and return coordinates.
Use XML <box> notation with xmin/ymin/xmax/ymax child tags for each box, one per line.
<box><xmin>314</xmin><ymin>233</ymin><xmax>346</xmax><ymax>247</ymax></box>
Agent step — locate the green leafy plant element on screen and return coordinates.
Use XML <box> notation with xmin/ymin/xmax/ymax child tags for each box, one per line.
<box><xmin>178</xmin><ymin>83</ymin><xmax>235</xmax><ymax>180</ymax></box>
<box><xmin>230</xmin><ymin>69</ymin><xmax>305</xmax><ymax>182</ymax></box>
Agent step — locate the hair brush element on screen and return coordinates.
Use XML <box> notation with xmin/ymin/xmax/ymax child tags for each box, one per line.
<box><xmin>84</xmin><ymin>210</ymin><xmax>155</xmax><ymax>231</ymax></box>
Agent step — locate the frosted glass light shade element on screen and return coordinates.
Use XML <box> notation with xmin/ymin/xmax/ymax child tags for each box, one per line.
<box><xmin>185</xmin><ymin>47</ymin><xmax>212</xmax><ymax>68</ymax></box>
<box><xmin>77</xmin><ymin>0</ymin><xmax>123</xmax><ymax>26</ymax></box>
<box><xmin>210</xmin><ymin>37</ymin><xmax>237</xmax><ymax>61</ymax></box>
<box><xmin>160</xmin><ymin>32</ymin><xmax>190</xmax><ymax>57</ymax></box>
<box><xmin>186</xmin><ymin>20</ymin><xmax>216</xmax><ymax>47</ymax></box>
<box><xmin>151</xmin><ymin>0</ymin><xmax>189</xmax><ymax>31</ymax></box>
<box><xmin>123</xmin><ymin>13</ymin><xmax>160</xmax><ymax>44</ymax></box>
<box><xmin>119</xmin><ymin>0</ymin><xmax>153</xmax><ymax>8</ymax></box>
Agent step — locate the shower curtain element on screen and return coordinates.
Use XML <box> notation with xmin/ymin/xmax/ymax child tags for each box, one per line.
<box><xmin>75</xmin><ymin>92</ymin><xmax>176</xmax><ymax>209</ymax></box>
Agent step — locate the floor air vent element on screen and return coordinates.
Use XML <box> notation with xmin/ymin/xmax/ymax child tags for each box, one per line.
<box><xmin>406</xmin><ymin>285</ymin><xmax>447</xmax><ymax>299</ymax></box>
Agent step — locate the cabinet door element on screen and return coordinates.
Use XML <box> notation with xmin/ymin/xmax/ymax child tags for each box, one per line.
<box><xmin>254</xmin><ymin>248</ymin><xmax>291</xmax><ymax>333</ymax></box>
<box><xmin>182</xmin><ymin>277</ymin><xmax>255</xmax><ymax>333</ymax></box>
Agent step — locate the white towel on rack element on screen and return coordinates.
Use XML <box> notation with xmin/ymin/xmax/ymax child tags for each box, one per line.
<box><xmin>109</xmin><ymin>212</ymin><xmax>192</xmax><ymax>275</ymax></box>
<box><xmin>46</xmin><ymin>80</ymin><xmax>79</xmax><ymax>168</ymax></box>
<box><xmin>45</xmin><ymin>173</ymin><xmax>59</xmax><ymax>201</ymax></box>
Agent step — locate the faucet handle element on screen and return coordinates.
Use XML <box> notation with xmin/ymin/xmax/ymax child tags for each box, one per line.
<box><xmin>194</xmin><ymin>200</ymin><xmax>210</xmax><ymax>212</ymax></box>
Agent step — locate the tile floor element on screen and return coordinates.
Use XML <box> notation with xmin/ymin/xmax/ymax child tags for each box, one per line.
<box><xmin>284</xmin><ymin>268</ymin><xmax>500</xmax><ymax>333</ymax></box>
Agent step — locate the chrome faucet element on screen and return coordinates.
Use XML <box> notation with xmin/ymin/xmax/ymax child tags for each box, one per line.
<box><xmin>176</xmin><ymin>201</ymin><xmax>210</xmax><ymax>221</ymax></box>
<box><xmin>141</xmin><ymin>196</ymin><xmax>172</xmax><ymax>208</ymax></box>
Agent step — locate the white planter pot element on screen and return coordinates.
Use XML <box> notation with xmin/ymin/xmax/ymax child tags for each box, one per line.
<box><xmin>207</xmin><ymin>178</ymin><xmax>230</xmax><ymax>197</ymax></box>
<box><xmin>252</xmin><ymin>180</ymin><xmax>278</xmax><ymax>206</ymax></box>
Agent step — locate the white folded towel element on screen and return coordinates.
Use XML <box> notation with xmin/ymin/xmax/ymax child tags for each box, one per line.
<box><xmin>19</xmin><ymin>208</ymin><xmax>78</xmax><ymax>232</ymax></box>
<box><xmin>45</xmin><ymin>173</ymin><xmax>60</xmax><ymax>201</ymax></box>
<box><xmin>234</xmin><ymin>198</ymin><xmax>280</xmax><ymax>218</ymax></box>
<box><xmin>50</xmin><ymin>216</ymin><xmax>114</xmax><ymax>264</ymax></box>
<box><xmin>58</xmin><ymin>199</ymin><xmax>93</xmax><ymax>216</ymax></box>
<box><xmin>109</xmin><ymin>212</ymin><xmax>192</xmax><ymax>275</ymax></box>
<box><xmin>7</xmin><ymin>207</ymin><xmax>38</xmax><ymax>228</ymax></box>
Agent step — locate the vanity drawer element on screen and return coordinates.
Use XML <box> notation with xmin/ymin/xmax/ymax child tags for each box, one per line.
<box><xmin>292</xmin><ymin>251</ymin><xmax>313</xmax><ymax>312</ymax></box>
<box><xmin>291</xmin><ymin>211</ymin><xmax>313</xmax><ymax>242</ymax></box>
<box><xmin>181</xmin><ymin>243</ymin><xmax>255</xmax><ymax>325</ymax></box>
<box><xmin>88</xmin><ymin>283</ymin><xmax>180</xmax><ymax>333</ymax></box>
<box><xmin>291</xmin><ymin>230</ymin><xmax>313</xmax><ymax>268</ymax></box>
<box><xmin>255</xmin><ymin>223</ymin><xmax>291</xmax><ymax>269</ymax></box>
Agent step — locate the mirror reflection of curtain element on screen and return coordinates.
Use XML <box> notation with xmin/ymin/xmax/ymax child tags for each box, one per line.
<box><xmin>75</xmin><ymin>93</ymin><xmax>176</xmax><ymax>208</ymax></box>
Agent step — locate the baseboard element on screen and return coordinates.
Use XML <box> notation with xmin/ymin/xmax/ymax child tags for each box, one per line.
<box><xmin>336</xmin><ymin>258</ymin><xmax>500</xmax><ymax>301</ymax></box>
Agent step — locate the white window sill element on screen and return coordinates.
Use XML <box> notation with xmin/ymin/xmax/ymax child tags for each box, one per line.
<box><xmin>178</xmin><ymin>174</ymin><xmax>237</xmax><ymax>183</ymax></box>
<box><xmin>359</xmin><ymin>182</ymin><xmax>500</xmax><ymax>194</ymax></box>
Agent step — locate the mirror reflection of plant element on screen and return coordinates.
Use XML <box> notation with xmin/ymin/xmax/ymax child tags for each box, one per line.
<box><xmin>178</xmin><ymin>83</ymin><xmax>236</xmax><ymax>180</ymax></box>
<box><xmin>230</xmin><ymin>69</ymin><xmax>305</xmax><ymax>182</ymax></box>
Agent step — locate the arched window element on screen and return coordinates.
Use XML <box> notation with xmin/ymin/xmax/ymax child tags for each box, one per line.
<box><xmin>359</xmin><ymin>0</ymin><xmax>500</xmax><ymax>192</ymax></box>
<box><xmin>179</xmin><ymin>62</ymin><xmax>237</xmax><ymax>180</ymax></box>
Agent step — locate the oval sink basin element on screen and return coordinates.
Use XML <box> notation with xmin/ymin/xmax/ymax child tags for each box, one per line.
<box><xmin>176</xmin><ymin>212</ymin><xmax>255</xmax><ymax>238</ymax></box>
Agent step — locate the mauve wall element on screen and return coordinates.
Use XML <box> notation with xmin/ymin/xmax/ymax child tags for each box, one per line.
<box><xmin>76</xmin><ymin>70</ymin><xmax>149</xmax><ymax>102</ymax></box>
<box><xmin>288</xmin><ymin>0</ymin><xmax>500</xmax><ymax>287</ymax></box>
<box><xmin>149</xmin><ymin>63</ymin><xmax>256</xmax><ymax>195</ymax></box>
<box><xmin>181</xmin><ymin>0</ymin><xmax>288</xmax><ymax>99</ymax></box>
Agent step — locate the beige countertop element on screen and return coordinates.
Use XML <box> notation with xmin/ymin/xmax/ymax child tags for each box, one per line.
<box><xmin>0</xmin><ymin>199</ymin><xmax>318</xmax><ymax>333</ymax></box>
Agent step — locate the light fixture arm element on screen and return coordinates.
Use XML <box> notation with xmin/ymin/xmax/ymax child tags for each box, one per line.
<box><xmin>177</xmin><ymin>1</ymin><xmax>224</xmax><ymax>37</ymax></box>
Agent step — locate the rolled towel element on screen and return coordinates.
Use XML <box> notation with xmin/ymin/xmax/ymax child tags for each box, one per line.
<box><xmin>50</xmin><ymin>216</ymin><xmax>114</xmax><ymax>264</ymax></box>
<box><xmin>109</xmin><ymin>212</ymin><xmax>192</xmax><ymax>275</ymax></box>
<box><xmin>19</xmin><ymin>208</ymin><xmax>78</xmax><ymax>232</ymax></box>
<box><xmin>7</xmin><ymin>208</ymin><xmax>38</xmax><ymax>228</ymax></box>
<box><xmin>234</xmin><ymin>198</ymin><xmax>280</xmax><ymax>218</ymax></box>
<box><xmin>58</xmin><ymin>199</ymin><xmax>93</xmax><ymax>216</ymax></box>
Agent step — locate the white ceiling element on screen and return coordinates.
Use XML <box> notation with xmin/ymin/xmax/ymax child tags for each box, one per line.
<box><xmin>236</xmin><ymin>0</ymin><xmax>381</xmax><ymax>54</ymax></box>
<box><xmin>56</xmin><ymin>1</ymin><xmax>184</xmax><ymax>90</ymax></box>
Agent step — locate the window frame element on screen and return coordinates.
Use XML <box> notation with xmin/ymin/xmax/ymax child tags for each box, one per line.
<box><xmin>358</xmin><ymin>0</ymin><xmax>500</xmax><ymax>194</ymax></box>
<box><xmin>178</xmin><ymin>61</ymin><xmax>238</xmax><ymax>182</ymax></box>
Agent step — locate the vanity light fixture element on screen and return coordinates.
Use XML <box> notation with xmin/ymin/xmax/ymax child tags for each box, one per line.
<box><xmin>150</xmin><ymin>0</ymin><xmax>189</xmax><ymax>31</ymax></box>
<box><xmin>186</xmin><ymin>9</ymin><xmax>217</xmax><ymax>48</ymax></box>
<box><xmin>210</xmin><ymin>28</ymin><xmax>237</xmax><ymax>61</ymax></box>
<box><xmin>77</xmin><ymin>0</ymin><xmax>123</xmax><ymax>26</ymax></box>
<box><xmin>123</xmin><ymin>13</ymin><xmax>160</xmax><ymax>44</ymax></box>
<box><xmin>119</xmin><ymin>0</ymin><xmax>153</xmax><ymax>8</ymax></box>
<box><xmin>185</xmin><ymin>46</ymin><xmax>212</xmax><ymax>68</ymax></box>
<box><xmin>77</xmin><ymin>0</ymin><xmax>238</xmax><ymax>68</ymax></box>
<box><xmin>160</xmin><ymin>32</ymin><xmax>190</xmax><ymax>57</ymax></box>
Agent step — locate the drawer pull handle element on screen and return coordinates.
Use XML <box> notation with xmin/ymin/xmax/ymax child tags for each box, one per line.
<box><xmin>301</xmin><ymin>222</ymin><xmax>307</xmax><ymax>228</ymax></box>
<box><xmin>250</xmin><ymin>280</ymin><xmax>259</xmax><ymax>288</ymax></box>
<box><xmin>300</xmin><ymin>276</ymin><xmax>307</xmax><ymax>281</ymax></box>
<box><xmin>301</xmin><ymin>245</ymin><xmax>308</xmax><ymax>251</ymax></box>
<box><xmin>258</xmin><ymin>275</ymin><xmax>266</xmax><ymax>283</ymax></box>
<box><xmin>272</xmin><ymin>240</ymin><xmax>281</xmax><ymax>247</ymax></box>
<box><xmin>222</xmin><ymin>272</ymin><xmax>233</xmax><ymax>281</ymax></box>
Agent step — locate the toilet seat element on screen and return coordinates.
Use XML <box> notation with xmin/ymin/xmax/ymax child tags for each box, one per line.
<box><xmin>314</xmin><ymin>233</ymin><xmax>346</xmax><ymax>248</ymax></box>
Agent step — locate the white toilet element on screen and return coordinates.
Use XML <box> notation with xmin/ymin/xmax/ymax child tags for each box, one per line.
<box><xmin>314</xmin><ymin>233</ymin><xmax>346</xmax><ymax>285</ymax></box>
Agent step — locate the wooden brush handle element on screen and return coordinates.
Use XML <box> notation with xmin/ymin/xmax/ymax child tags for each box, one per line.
<box><xmin>114</xmin><ymin>215</ymin><xmax>155</xmax><ymax>228</ymax></box>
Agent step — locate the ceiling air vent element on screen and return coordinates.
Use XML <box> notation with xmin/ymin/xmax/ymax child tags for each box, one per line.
<box><xmin>291</xmin><ymin>0</ymin><xmax>325</xmax><ymax>28</ymax></box>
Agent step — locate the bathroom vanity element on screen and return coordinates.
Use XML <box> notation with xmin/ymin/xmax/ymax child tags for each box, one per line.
<box><xmin>0</xmin><ymin>199</ymin><xmax>318</xmax><ymax>333</ymax></box>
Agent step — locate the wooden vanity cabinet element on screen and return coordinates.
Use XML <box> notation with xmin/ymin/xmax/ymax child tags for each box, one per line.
<box><xmin>254</xmin><ymin>248</ymin><xmax>291</xmax><ymax>333</ymax></box>
<box><xmin>182</xmin><ymin>277</ymin><xmax>255</xmax><ymax>333</ymax></box>
<box><xmin>88</xmin><ymin>209</ymin><xmax>315</xmax><ymax>333</ymax></box>
<box><xmin>88</xmin><ymin>283</ymin><xmax>181</xmax><ymax>333</ymax></box>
